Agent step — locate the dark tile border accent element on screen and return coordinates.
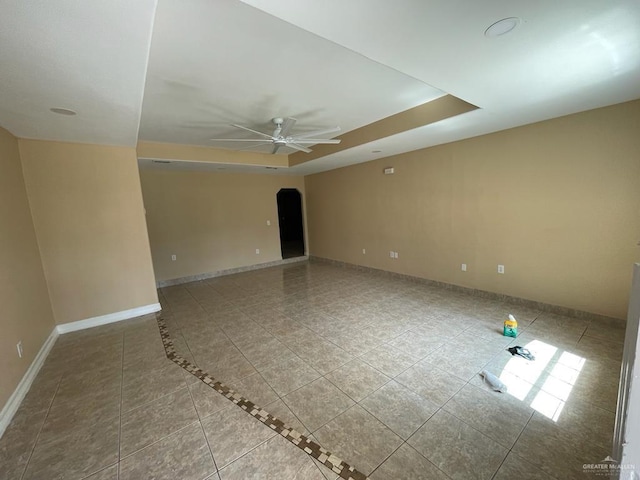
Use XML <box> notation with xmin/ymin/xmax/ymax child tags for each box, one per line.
<box><xmin>309</xmin><ymin>255</ymin><xmax>624</xmax><ymax>324</ymax></box>
<box><xmin>156</xmin><ymin>316</ymin><xmax>368</xmax><ymax>480</ymax></box>
<box><xmin>157</xmin><ymin>256</ymin><xmax>309</xmax><ymax>288</ymax></box>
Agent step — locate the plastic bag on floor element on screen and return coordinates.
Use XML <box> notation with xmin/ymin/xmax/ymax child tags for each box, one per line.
<box><xmin>507</xmin><ymin>346</ymin><xmax>535</xmax><ymax>361</ymax></box>
<box><xmin>480</xmin><ymin>370</ymin><xmax>508</xmax><ymax>393</ymax></box>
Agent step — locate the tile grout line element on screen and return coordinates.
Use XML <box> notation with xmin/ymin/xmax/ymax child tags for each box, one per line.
<box><xmin>117</xmin><ymin>331</ymin><xmax>125</xmax><ymax>480</ymax></box>
<box><xmin>119</xmin><ymin>382</ymin><xmax>189</xmax><ymax>417</ymax></box>
<box><xmin>366</xmin><ymin>440</ymin><xmax>406</xmax><ymax>479</ymax></box>
<box><xmin>184</xmin><ymin>377</ymin><xmax>222</xmax><ymax>477</ymax></box>
<box><xmin>119</xmin><ymin>420</ymin><xmax>200</xmax><ymax>461</ymax></box>
<box><xmin>18</xmin><ymin>374</ymin><xmax>63</xmax><ymax>480</ymax></box>
<box><xmin>214</xmin><ymin>431</ymin><xmax>289</xmax><ymax>473</ymax></box>
<box><xmin>488</xmin><ymin>409</ymin><xmax>537</xmax><ymax>480</ymax></box>
<box><xmin>156</xmin><ymin>314</ymin><xmax>370</xmax><ymax>480</ymax></box>
<box><xmin>270</xmin><ymin>392</ymin><xmax>315</xmax><ymax>438</ymax></box>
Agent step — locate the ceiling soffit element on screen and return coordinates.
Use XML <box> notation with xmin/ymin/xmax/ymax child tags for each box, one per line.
<box><xmin>289</xmin><ymin>95</ymin><xmax>478</xmax><ymax>167</ymax></box>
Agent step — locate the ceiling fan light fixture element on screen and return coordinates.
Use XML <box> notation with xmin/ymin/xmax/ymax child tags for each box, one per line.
<box><xmin>484</xmin><ymin>17</ymin><xmax>521</xmax><ymax>38</ymax></box>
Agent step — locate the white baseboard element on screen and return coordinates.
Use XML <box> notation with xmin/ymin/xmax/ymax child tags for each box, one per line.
<box><xmin>0</xmin><ymin>327</ymin><xmax>58</xmax><ymax>438</ymax></box>
<box><xmin>56</xmin><ymin>303</ymin><xmax>162</xmax><ymax>334</ymax></box>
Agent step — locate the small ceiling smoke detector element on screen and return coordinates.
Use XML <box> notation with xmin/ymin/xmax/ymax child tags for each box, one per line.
<box><xmin>49</xmin><ymin>107</ymin><xmax>77</xmax><ymax>116</ymax></box>
<box><xmin>484</xmin><ymin>17</ymin><xmax>521</xmax><ymax>37</ymax></box>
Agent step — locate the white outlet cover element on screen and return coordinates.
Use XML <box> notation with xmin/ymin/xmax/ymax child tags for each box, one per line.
<box><xmin>267</xmin><ymin>220</ymin><xmax>271</xmax><ymax>226</ymax></box>
<box><xmin>256</xmin><ymin>248</ymin><xmax>260</xmax><ymax>254</ymax></box>
<box><xmin>171</xmin><ymin>254</ymin><xmax>176</xmax><ymax>261</ymax></box>
<box><xmin>394</xmin><ymin>252</ymin><xmax>399</xmax><ymax>258</ymax></box>
<box><xmin>461</xmin><ymin>263</ymin><xmax>467</xmax><ymax>271</ymax></box>
<box><xmin>498</xmin><ymin>264</ymin><xmax>505</xmax><ymax>274</ymax></box>
<box><xmin>389</xmin><ymin>251</ymin><xmax>394</xmax><ymax>258</ymax></box>
<box><xmin>362</xmin><ymin>248</ymin><xmax>366</xmax><ymax>254</ymax></box>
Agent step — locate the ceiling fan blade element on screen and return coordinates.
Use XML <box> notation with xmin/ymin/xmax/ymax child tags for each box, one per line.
<box><xmin>209</xmin><ymin>138</ymin><xmax>274</xmax><ymax>142</ymax></box>
<box><xmin>271</xmin><ymin>144</ymin><xmax>282</xmax><ymax>154</ymax></box>
<box><xmin>279</xmin><ymin>117</ymin><xmax>297</xmax><ymax>137</ymax></box>
<box><xmin>231</xmin><ymin>124</ymin><xmax>274</xmax><ymax>139</ymax></box>
<box><xmin>237</xmin><ymin>142</ymin><xmax>273</xmax><ymax>151</ymax></box>
<box><xmin>291</xmin><ymin>139</ymin><xmax>341</xmax><ymax>144</ymax></box>
<box><xmin>287</xmin><ymin>143</ymin><xmax>312</xmax><ymax>153</ymax></box>
<box><xmin>295</xmin><ymin>126</ymin><xmax>341</xmax><ymax>139</ymax></box>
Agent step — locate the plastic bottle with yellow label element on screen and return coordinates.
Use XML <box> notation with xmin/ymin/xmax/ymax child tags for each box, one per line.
<box><xmin>503</xmin><ymin>314</ymin><xmax>518</xmax><ymax>337</ymax></box>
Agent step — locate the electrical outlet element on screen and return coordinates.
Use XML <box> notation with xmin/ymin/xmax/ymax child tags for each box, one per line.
<box><xmin>461</xmin><ymin>263</ymin><xmax>467</xmax><ymax>271</ymax></box>
<box><xmin>256</xmin><ymin>248</ymin><xmax>260</xmax><ymax>254</ymax></box>
<box><xmin>389</xmin><ymin>251</ymin><xmax>394</xmax><ymax>258</ymax></box>
<box><xmin>16</xmin><ymin>341</ymin><xmax>23</xmax><ymax>358</ymax></box>
<box><xmin>266</xmin><ymin>220</ymin><xmax>271</xmax><ymax>226</ymax></box>
<box><xmin>498</xmin><ymin>264</ymin><xmax>505</xmax><ymax>274</ymax></box>
<box><xmin>394</xmin><ymin>252</ymin><xmax>399</xmax><ymax>259</ymax></box>
<box><xmin>362</xmin><ymin>248</ymin><xmax>366</xmax><ymax>254</ymax></box>
<box><xmin>171</xmin><ymin>254</ymin><xmax>176</xmax><ymax>261</ymax></box>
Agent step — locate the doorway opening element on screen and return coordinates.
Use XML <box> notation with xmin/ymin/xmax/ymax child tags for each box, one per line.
<box><xmin>277</xmin><ymin>189</ymin><xmax>305</xmax><ymax>259</ymax></box>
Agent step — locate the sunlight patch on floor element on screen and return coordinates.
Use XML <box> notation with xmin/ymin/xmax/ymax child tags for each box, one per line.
<box><xmin>498</xmin><ymin>340</ymin><xmax>586</xmax><ymax>421</ymax></box>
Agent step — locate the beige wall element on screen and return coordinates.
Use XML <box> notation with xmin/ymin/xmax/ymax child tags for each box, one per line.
<box><xmin>139</xmin><ymin>168</ymin><xmax>306</xmax><ymax>282</ymax></box>
<box><xmin>19</xmin><ymin>140</ymin><xmax>158</xmax><ymax>325</ymax></box>
<box><xmin>305</xmin><ymin>100</ymin><xmax>640</xmax><ymax>319</ymax></box>
<box><xmin>0</xmin><ymin>128</ymin><xmax>55</xmax><ymax>409</ymax></box>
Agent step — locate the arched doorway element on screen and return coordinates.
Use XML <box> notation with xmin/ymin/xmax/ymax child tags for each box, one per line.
<box><xmin>276</xmin><ymin>189</ymin><xmax>305</xmax><ymax>259</ymax></box>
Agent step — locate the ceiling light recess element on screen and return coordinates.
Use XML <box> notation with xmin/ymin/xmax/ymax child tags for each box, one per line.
<box><xmin>485</xmin><ymin>17</ymin><xmax>521</xmax><ymax>38</ymax></box>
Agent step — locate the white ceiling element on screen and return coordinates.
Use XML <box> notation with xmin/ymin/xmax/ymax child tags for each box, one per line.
<box><xmin>0</xmin><ymin>0</ymin><xmax>157</xmax><ymax>145</ymax></box>
<box><xmin>2</xmin><ymin>0</ymin><xmax>640</xmax><ymax>173</ymax></box>
<box><xmin>138</xmin><ymin>0</ymin><xmax>443</xmax><ymax>154</ymax></box>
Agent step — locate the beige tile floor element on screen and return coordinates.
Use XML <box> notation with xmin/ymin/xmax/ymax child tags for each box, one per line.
<box><xmin>0</xmin><ymin>261</ymin><xmax>625</xmax><ymax>479</ymax></box>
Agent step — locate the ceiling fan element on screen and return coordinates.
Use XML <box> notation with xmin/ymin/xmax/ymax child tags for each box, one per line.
<box><xmin>209</xmin><ymin>117</ymin><xmax>341</xmax><ymax>154</ymax></box>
